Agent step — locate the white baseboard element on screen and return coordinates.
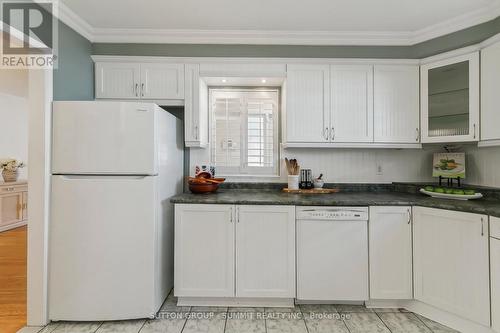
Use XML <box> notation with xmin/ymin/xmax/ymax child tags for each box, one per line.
<box><xmin>365</xmin><ymin>299</ymin><xmax>412</xmax><ymax>309</ymax></box>
<box><xmin>177</xmin><ymin>297</ymin><xmax>294</xmax><ymax>308</ymax></box>
<box><xmin>16</xmin><ymin>326</ymin><xmax>43</xmax><ymax>333</ymax></box>
<box><xmin>405</xmin><ymin>300</ymin><xmax>493</xmax><ymax>333</ymax></box>
<box><xmin>0</xmin><ymin>220</ymin><xmax>27</xmax><ymax>233</ymax></box>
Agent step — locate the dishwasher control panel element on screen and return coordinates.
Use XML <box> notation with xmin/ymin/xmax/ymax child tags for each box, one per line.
<box><xmin>296</xmin><ymin>207</ymin><xmax>369</xmax><ymax>221</ymax></box>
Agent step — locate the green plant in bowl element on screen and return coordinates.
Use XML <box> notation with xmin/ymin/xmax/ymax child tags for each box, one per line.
<box><xmin>453</xmin><ymin>189</ymin><xmax>465</xmax><ymax>195</ymax></box>
<box><xmin>444</xmin><ymin>188</ymin><xmax>455</xmax><ymax>194</ymax></box>
<box><xmin>434</xmin><ymin>187</ymin><xmax>445</xmax><ymax>193</ymax></box>
<box><xmin>464</xmin><ymin>189</ymin><xmax>476</xmax><ymax>195</ymax></box>
<box><xmin>424</xmin><ymin>186</ymin><xmax>434</xmax><ymax>192</ymax></box>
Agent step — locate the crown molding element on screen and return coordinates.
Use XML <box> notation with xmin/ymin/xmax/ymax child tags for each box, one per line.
<box><xmin>91</xmin><ymin>28</ymin><xmax>414</xmax><ymax>45</ymax></box>
<box><xmin>411</xmin><ymin>1</ymin><xmax>500</xmax><ymax>44</ymax></box>
<box><xmin>59</xmin><ymin>3</ymin><xmax>500</xmax><ymax>46</ymax></box>
<box><xmin>57</xmin><ymin>1</ymin><xmax>94</xmax><ymax>41</ymax></box>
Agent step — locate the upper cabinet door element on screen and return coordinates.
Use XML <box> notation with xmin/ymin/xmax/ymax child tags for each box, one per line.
<box><xmin>420</xmin><ymin>52</ymin><xmax>479</xmax><ymax>143</ymax></box>
<box><xmin>140</xmin><ymin>63</ymin><xmax>185</xmax><ymax>99</ymax></box>
<box><xmin>330</xmin><ymin>65</ymin><xmax>374</xmax><ymax>143</ymax></box>
<box><xmin>480</xmin><ymin>41</ymin><xmax>500</xmax><ymax>145</ymax></box>
<box><xmin>184</xmin><ymin>64</ymin><xmax>208</xmax><ymax>147</ymax></box>
<box><xmin>286</xmin><ymin>64</ymin><xmax>330</xmax><ymax>143</ymax></box>
<box><xmin>374</xmin><ymin>66</ymin><xmax>420</xmax><ymax>143</ymax></box>
<box><xmin>95</xmin><ymin>62</ymin><xmax>141</xmax><ymax>99</ymax></box>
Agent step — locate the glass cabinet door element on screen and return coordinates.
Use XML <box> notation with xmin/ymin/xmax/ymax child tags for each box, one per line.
<box><xmin>421</xmin><ymin>52</ymin><xmax>479</xmax><ymax>143</ymax></box>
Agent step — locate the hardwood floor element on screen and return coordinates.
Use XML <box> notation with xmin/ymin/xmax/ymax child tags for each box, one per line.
<box><xmin>0</xmin><ymin>226</ymin><xmax>27</xmax><ymax>333</ymax></box>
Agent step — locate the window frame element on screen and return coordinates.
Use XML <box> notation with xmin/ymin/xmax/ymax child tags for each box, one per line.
<box><xmin>208</xmin><ymin>87</ymin><xmax>280</xmax><ymax>177</ymax></box>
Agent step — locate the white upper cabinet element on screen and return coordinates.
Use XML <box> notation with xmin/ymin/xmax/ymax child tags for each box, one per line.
<box><xmin>374</xmin><ymin>66</ymin><xmax>420</xmax><ymax>143</ymax></box>
<box><xmin>480</xmin><ymin>41</ymin><xmax>500</xmax><ymax>146</ymax></box>
<box><xmin>420</xmin><ymin>52</ymin><xmax>480</xmax><ymax>143</ymax></box>
<box><xmin>95</xmin><ymin>62</ymin><xmax>185</xmax><ymax>100</ymax></box>
<box><xmin>236</xmin><ymin>205</ymin><xmax>295</xmax><ymax>298</ymax></box>
<box><xmin>174</xmin><ymin>204</ymin><xmax>235</xmax><ymax>297</ymax></box>
<box><xmin>140</xmin><ymin>63</ymin><xmax>184</xmax><ymax>99</ymax></box>
<box><xmin>369</xmin><ymin>206</ymin><xmax>413</xmax><ymax>300</ymax></box>
<box><xmin>286</xmin><ymin>64</ymin><xmax>330</xmax><ymax>143</ymax></box>
<box><xmin>95</xmin><ymin>62</ymin><xmax>141</xmax><ymax>99</ymax></box>
<box><xmin>413</xmin><ymin>207</ymin><xmax>490</xmax><ymax>326</ymax></box>
<box><xmin>285</xmin><ymin>62</ymin><xmax>419</xmax><ymax>148</ymax></box>
<box><xmin>330</xmin><ymin>65</ymin><xmax>373</xmax><ymax>143</ymax></box>
<box><xmin>184</xmin><ymin>64</ymin><xmax>208</xmax><ymax>147</ymax></box>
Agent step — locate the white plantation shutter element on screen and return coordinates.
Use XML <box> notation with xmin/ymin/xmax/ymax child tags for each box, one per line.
<box><xmin>210</xmin><ymin>89</ymin><xmax>279</xmax><ymax>176</ymax></box>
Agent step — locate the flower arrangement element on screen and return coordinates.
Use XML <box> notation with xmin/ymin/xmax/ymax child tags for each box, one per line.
<box><xmin>0</xmin><ymin>159</ymin><xmax>25</xmax><ymax>171</ymax></box>
<box><xmin>1</xmin><ymin>159</ymin><xmax>25</xmax><ymax>182</ymax></box>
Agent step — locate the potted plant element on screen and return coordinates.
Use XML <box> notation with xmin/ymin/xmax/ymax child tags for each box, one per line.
<box><xmin>1</xmin><ymin>159</ymin><xmax>25</xmax><ymax>182</ymax></box>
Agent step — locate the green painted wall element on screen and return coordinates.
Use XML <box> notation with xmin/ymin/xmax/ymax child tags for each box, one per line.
<box><xmin>92</xmin><ymin>16</ymin><xmax>500</xmax><ymax>59</ymax></box>
<box><xmin>53</xmin><ymin>21</ymin><xmax>94</xmax><ymax>100</ymax></box>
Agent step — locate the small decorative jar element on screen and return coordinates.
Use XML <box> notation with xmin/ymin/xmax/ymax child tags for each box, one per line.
<box><xmin>2</xmin><ymin>169</ymin><xmax>19</xmax><ymax>182</ymax></box>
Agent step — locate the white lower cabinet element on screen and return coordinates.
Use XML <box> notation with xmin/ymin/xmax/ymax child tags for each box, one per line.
<box><xmin>492</xmin><ymin>236</ymin><xmax>500</xmax><ymax>333</ymax></box>
<box><xmin>369</xmin><ymin>206</ymin><xmax>413</xmax><ymax>299</ymax></box>
<box><xmin>413</xmin><ymin>207</ymin><xmax>490</xmax><ymax>326</ymax></box>
<box><xmin>492</xmin><ymin>217</ymin><xmax>500</xmax><ymax>333</ymax></box>
<box><xmin>174</xmin><ymin>204</ymin><xmax>295</xmax><ymax>299</ymax></box>
<box><xmin>174</xmin><ymin>204</ymin><xmax>234</xmax><ymax>297</ymax></box>
<box><xmin>236</xmin><ymin>205</ymin><xmax>295</xmax><ymax>298</ymax></box>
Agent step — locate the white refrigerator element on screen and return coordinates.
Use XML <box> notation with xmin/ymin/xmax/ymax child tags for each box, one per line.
<box><xmin>49</xmin><ymin>101</ymin><xmax>183</xmax><ymax>321</ymax></box>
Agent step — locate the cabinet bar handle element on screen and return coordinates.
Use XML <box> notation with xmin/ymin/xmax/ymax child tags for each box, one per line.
<box><xmin>416</xmin><ymin>128</ymin><xmax>420</xmax><ymax>142</ymax></box>
<box><xmin>135</xmin><ymin>83</ymin><xmax>139</xmax><ymax>97</ymax></box>
<box><xmin>141</xmin><ymin>83</ymin><xmax>145</xmax><ymax>97</ymax></box>
<box><xmin>330</xmin><ymin>127</ymin><xmax>335</xmax><ymax>141</ymax></box>
<box><xmin>194</xmin><ymin>125</ymin><xmax>198</xmax><ymax>140</ymax></box>
<box><xmin>407</xmin><ymin>208</ymin><xmax>411</xmax><ymax>224</ymax></box>
<box><xmin>230</xmin><ymin>207</ymin><xmax>233</xmax><ymax>223</ymax></box>
<box><xmin>323</xmin><ymin>127</ymin><xmax>329</xmax><ymax>141</ymax></box>
<box><xmin>473</xmin><ymin>124</ymin><xmax>477</xmax><ymax>139</ymax></box>
<box><xmin>17</xmin><ymin>202</ymin><xmax>22</xmax><ymax>219</ymax></box>
<box><xmin>481</xmin><ymin>217</ymin><xmax>484</xmax><ymax>236</ymax></box>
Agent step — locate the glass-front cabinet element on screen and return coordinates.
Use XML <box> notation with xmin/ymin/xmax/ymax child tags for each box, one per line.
<box><xmin>420</xmin><ymin>52</ymin><xmax>479</xmax><ymax>143</ymax></box>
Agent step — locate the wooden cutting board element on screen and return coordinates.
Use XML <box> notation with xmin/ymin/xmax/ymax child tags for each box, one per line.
<box><xmin>282</xmin><ymin>188</ymin><xmax>340</xmax><ymax>194</ymax></box>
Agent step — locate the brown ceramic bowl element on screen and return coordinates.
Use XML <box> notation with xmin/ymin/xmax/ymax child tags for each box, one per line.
<box><xmin>188</xmin><ymin>182</ymin><xmax>220</xmax><ymax>194</ymax></box>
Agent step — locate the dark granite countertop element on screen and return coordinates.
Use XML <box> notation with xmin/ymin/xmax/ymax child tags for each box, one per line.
<box><xmin>171</xmin><ymin>188</ymin><xmax>500</xmax><ymax>218</ymax></box>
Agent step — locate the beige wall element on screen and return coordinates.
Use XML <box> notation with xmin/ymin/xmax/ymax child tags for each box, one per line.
<box><xmin>0</xmin><ymin>69</ymin><xmax>29</xmax><ymax>180</ymax></box>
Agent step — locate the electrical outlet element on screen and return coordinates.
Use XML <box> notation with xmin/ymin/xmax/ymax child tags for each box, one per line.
<box><xmin>376</xmin><ymin>164</ymin><xmax>383</xmax><ymax>176</ymax></box>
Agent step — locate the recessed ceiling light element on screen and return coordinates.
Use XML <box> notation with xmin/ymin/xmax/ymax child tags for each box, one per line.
<box><xmin>261</xmin><ymin>79</ymin><xmax>267</xmax><ymax>83</ymax></box>
<box><xmin>222</xmin><ymin>79</ymin><xmax>227</xmax><ymax>83</ymax></box>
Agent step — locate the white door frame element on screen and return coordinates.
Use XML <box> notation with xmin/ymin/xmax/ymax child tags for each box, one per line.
<box><xmin>1</xmin><ymin>27</ymin><xmax>54</xmax><ymax>327</ymax></box>
<box><xmin>27</xmin><ymin>67</ymin><xmax>53</xmax><ymax>326</ymax></box>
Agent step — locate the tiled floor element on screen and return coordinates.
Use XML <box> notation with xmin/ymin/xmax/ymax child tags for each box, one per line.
<box><xmin>36</xmin><ymin>291</ymin><xmax>460</xmax><ymax>333</ymax></box>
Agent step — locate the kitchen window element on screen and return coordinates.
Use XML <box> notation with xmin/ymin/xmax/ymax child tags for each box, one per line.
<box><xmin>210</xmin><ymin>88</ymin><xmax>279</xmax><ymax>176</ymax></box>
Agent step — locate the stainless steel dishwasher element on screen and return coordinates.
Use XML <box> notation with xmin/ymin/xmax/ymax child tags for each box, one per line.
<box><xmin>296</xmin><ymin>206</ymin><xmax>369</xmax><ymax>301</ymax></box>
